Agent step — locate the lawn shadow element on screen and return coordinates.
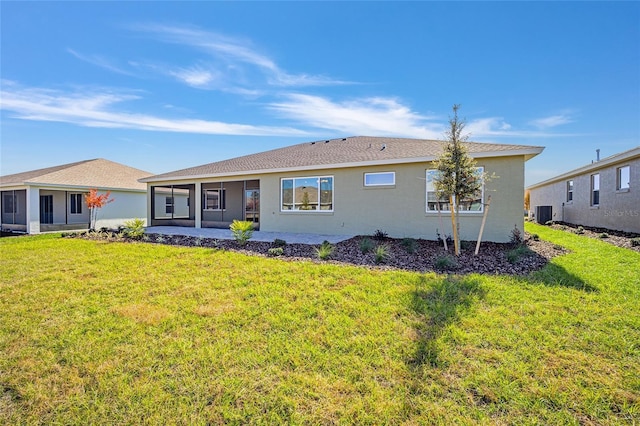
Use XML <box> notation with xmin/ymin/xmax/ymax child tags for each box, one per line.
<box><xmin>408</xmin><ymin>275</ymin><xmax>486</xmax><ymax>368</ymax></box>
<box><xmin>525</xmin><ymin>262</ymin><xmax>598</xmax><ymax>292</ymax></box>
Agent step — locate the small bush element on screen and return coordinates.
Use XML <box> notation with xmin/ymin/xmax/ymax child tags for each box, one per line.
<box><xmin>510</xmin><ymin>225</ymin><xmax>523</xmax><ymax>246</ymax></box>
<box><xmin>506</xmin><ymin>245</ymin><xmax>533</xmax><ymax>264</ymax></box>
<box><xmin>460</xmin><ymin>240</ymin><xmax>473</xmax><ymax>251</ymax></box>
<box><xmin>316</xmin><ymin>240</ymin><xmax>334</xmax><ymax>260</ymax></box>
<box><xmin>545</xmin><ymin>220</ymin><xmax>554</xmax><ymax>226</ymax></box>
<box><xmin>631</xmin><ymin>238</ymin><xmax>640</xmax><ymax>247</ymax></box>
<box><xmin>123</xmin><ymin>218</ymin><xmax>145</xmax><ymax>239</ymax></box>
<box><xmin>599</xmin><ymin>233</ymin><xmax>609</xmax><ymax>239</ymax></box>
<box><xmin>155</xmin><ymin>235</ymin><xmax>166</xmax><ymax>244</ymax></box>
<box><xmin>575</xmin><ymin>226</ymin><xmax>585</xmax><ymax>235</ymax></box>
<box><xmin>268</xmin><ymin>247</ymin><xmax>284</xmax><ymax>257</ymax></box>
<box><xmin>374</xmin><ymin>244</ymin><xmax>391</xmax><ymax>264</ymax></box>
<box><xmin>401</xmin><ymin>238</ymin><xmax>417</xmax><ymax>254</ymax></box>
<box><xmin>193</xmin><ymin>238</ymin><xmax>202</xmax><ymax>246</ymax></box>
<box><xmin>530</xmin><ymin>233</ymin><xmax>540</xmax><ymax>241</ymax></box>
<box><xmin>142</xmin><ymin>234</ymin><xmax>151</xmax><ymax>242</ymax></box>
<box><xmin>273</xmin><ymin>238</ymin><xmax>287</xmax><ymax>248</ymax></box>
<box><xmin>373</xmin><ymin>229</ymin><xmax>388</xmax><ymax>241</ymax></box>
<box><xmin>230</xmin><ymin>220</ymin><xmax>254</xmax><ymax>246</ymax></box>
<box><xmin>434</xmin><ymin>254</ymin><xmax>458</xmax><ymax>271</ymax></box>
<box><xmin>359</xmin><ymin>237</ymin><xmax>374</xmax><ymax>254</ymax></box>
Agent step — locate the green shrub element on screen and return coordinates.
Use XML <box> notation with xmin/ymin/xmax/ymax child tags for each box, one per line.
<box><xmin>506</xmin><ymin>245</ymin><xmax>533</xmax><ymax>264</ymax></box>
<box><xmin>123</xmin><ymin>218</ymin><xmax>146</xmax><ymax>239</ymax></box>
<box><xmin>316</xmin><ymin>240</ymin><xmax>334</xmax><ymax>260</ymax></box>
<box><xmin>267</xmin><ymin>247</ymin><xmax>284</xmax><ymax>257</ymax></box>
<box><xmin>460</xmin><ymin>240</ymin><xmax>473</xmax><ymax>251</ymax></box>
<box><xmin>530</xmin><ymin>233</ymin><xmax>540</xmax><ymax>241</ymax></box>
<box><xmin>374</xmin><ymin>244</ymin><xmax>391</xmax><ymax>264</ymax></box>
<box><xmin>631</xmin><ymin>238</ymin><xmax>640</xmax><ymax>247</ymax></box>
<box><xmin>401</xmin><ymin>238</ymin><xmax>417</xmax><ymax>254</ymax></box>
<box><xmin>545</xmin><ymin>220</ymin><xmax>554</xmax><ymax>226</ymax></box>
<box><xmin>359</xmin><ymin>237</ymin><xmax>374</xmax><ymax>254</ymax></box>
<box><xmin>155</xmin><ymin>235</ymin><xmax>166</xmax><ymax>244</ymax></box>
<box><xmin>575</xmin><ymin>226</ymin><xmax>585</xmax><ymax>235</ymax></box>
<box><xmin>434</xmin><ymin>254</ymin><xmax>458</xmax><ymax>271</ymax></box>
<box><xmin>599</xmin><ymin>233</ymin><xmax>609</xmax><ymax>239</ymax></box>
<box><xmin>273</xmin><ymin>238</ymin><xmax>287</xmax><ymax>247</ymax></box>
<box><xmin>510</xmin><ymin>225</ymin><xmax>523</xmax><ymax>246</ymax></box>
<box><xmin>230</xmin><ymin>220</ymin><xmax>254</xmax><ymax>246</ymax></box>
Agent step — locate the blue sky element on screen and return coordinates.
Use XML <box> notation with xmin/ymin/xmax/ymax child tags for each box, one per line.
<box><xmin>1</xmin><ymin>1</ymin><xmax>638</xmax><ymax>185</ymax></box>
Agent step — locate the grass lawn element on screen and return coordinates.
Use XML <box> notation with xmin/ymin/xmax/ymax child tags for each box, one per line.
<box><xmin>1</xmin><ymin>222</ymin><xmax>639</xmax><ymax>424</ymax></box>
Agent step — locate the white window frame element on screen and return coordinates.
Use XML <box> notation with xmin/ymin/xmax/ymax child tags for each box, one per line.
<box><xmin>165</xmin><ymin>196</ymin><xmax>173</xmax><ymax>214</ymax></box>
<box><xmin>203</xmin><ymin>189</ymin><xmax>226</xmax><ymax>211</ymax></box>
<box><xmin>426</xmin><ymin>167</ymin><xmax>484</xmax><ymax>213</ymax></box>
<box><xmin>70</xmin><ymin>193</ymin><xmax>83</xmax><ymax>215</ymax></box>
<box><xmin>591</xmin><ymin>173</ymin><xmax>600</xmax><ymax>206</ymax></box>
<box><xmin>280</xmin><ymin>176</ymin><xmax>334</xmax><ymax>212</ymax></box>
<box><xmin>566</xmin><ymin>180</ymin><xmax>574</xmax><ymax>202</ymax></box>
<box><xmin>617</xmin><ymin>165</ymin><xmax>630</xmax><ymax>191</ymax></box>
<box><xmin>364</xmin><ymin>172</ymin><xmax>395</xmax><ymax>187</ymax></box>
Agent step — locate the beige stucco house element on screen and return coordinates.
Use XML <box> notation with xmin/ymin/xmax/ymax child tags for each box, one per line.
<box><xmin>0</xmin><ymin>159</ymin><xmax>152</xmax><ymax>234</ymax></box>
<box><xmin>527</xmin><ymin>146</ymin><xmax>639</xmax><ymax>234</ymax></box>
<box><xmin>142</xmin><ymin>136</ymin><xmax>543</xmax><ymax>243</ymax></box>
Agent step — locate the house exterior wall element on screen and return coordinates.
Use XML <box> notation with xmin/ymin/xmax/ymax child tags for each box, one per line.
<box><xmin>148</xmin><ymin>155</ymin><xmax>526</xmax><ymax>242</ymax></box>
<box><xmin>529</xmin><ymin>156</ymin><xmax>639</xmax><ymax>233</ymax></box>
<box><xmin>93</xmin><ymin>190</ymin><xmax>147</xmax><ymax>230</ymax></box>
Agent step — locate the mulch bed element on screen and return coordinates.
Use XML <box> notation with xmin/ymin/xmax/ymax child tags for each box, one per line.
<box><xmin>545</xmin><ymin>221</ymin><xmax>640</xmax><ymax>253</ymax></box>
<box><xmin>110</xmin><ymin>232</ymin><xmax>567</xmax><ymax>275</ymax></box>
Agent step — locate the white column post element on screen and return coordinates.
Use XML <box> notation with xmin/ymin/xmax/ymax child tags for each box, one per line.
<box><xmin>27</xmin><ymin>186</ymin><xmax>40</xmax><ymax>234</ymax></box>
<box><xmin>195</xmin><ymin>182</ymin><xmax>202</xmax><ymax>228</ymax></box>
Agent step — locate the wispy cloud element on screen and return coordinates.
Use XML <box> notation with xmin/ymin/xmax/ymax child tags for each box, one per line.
<box><xmin>130</xmin><ymin>23</ymin><xmax>354</xmax><ymax>89</ymax></box>
<box><xmin>269</xmin><ymin>94</ymin><xmax>443</xmax><ymax>138</ymax></box>
<box><xmin>167</xmin><ymin>65</ymin><xmax>218</xmax><ymax>88</ymax></box>
<box><xmin>67</xmin><ymin>48</ymin><xmax>135</xmax><ymax>76</ymax></box>
<box><xmin>529</xmin><ymin>113</ymin><xmax>574</xmax><ymax>129</ymax></box>
<box><xmin>0</xmin><ymin>81</ymin><xmax>307</xmax><ymax>137</ymax></box>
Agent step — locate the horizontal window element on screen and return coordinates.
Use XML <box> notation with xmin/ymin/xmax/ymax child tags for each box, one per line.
<box><xmin>281</xmin><ymin>176</ymin><xmax>333</xmax><ymax>212</ymax></box>
<box><xmin>426</xmin><ymin>167</ymin><xmax>484</xmax><ymax>213</ymax></box>
<box><xmin>364</xmin><ymin>172</ymin><xmax>395</xmax><ymax>186</ymax></box>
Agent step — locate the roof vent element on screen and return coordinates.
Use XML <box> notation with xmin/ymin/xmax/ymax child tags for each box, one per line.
<box><xmin>380</xmin><ymin>144</ymin><xmax>386</xmax><ymax>151</ymax></box>
<box><xmin>342</xmin><ymin>138</ymin><xmax>347</xmax><ymax>141</ymax></box>
<box><xmin>325</xmin><ymin>140</ymin><xmax>330</xmax><ymax>143</ymax></box>
<box><xmin>311</xmin><ymin>142</ymin><xmax>316</xmax><ymax>145</ymax></box>
<box><xmin>596</xmin><ymin>149</ymin><xmax>600</xmax><ymax>162</ymax></box>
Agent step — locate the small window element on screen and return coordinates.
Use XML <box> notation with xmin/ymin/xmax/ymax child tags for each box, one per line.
<box><xmin>364</xmin><ymin>172</ymin><xmax>395</xmax><ymax>186</ymax></box>
<box><xmin>70</xmin><ymin>193</ymin><xmax>83</xmax><ymax>214</ymax></box>
<box><xmin>591</xmin><ymin>174</ymin><xmax>600</xmax><ymax>206</ymax></box>
<box><xmin>165</xmin><ymin>196</ymin><xmax>173</xmax><ymax>214</ymax></box>
<box><xmin>617</xmin><ymin>166</ymin><xmax>630</xmax><ymax>190</ymax></box>
<box><xmin>566</xmin><ymin>180</ymin><xmax>574</xmax><ymax>202</ymax></box>
<box><xmin>204</xmin><ymin>189</ymin><xmax>226</xmax><ymax>210</ymax></box>
<box><xmin>3</xmin><ymin>194</ymin><xmax>16</xmax><ymax>214</ymax></box>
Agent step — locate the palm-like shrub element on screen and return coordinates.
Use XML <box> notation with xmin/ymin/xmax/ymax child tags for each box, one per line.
<box><xmin>230</xmin><ymin>220</ymin><xmax>254</xmax><ymax>246</ymax></box>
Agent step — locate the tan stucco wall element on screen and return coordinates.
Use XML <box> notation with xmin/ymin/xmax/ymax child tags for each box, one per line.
<box><xmin>148</xmin><ymin>155</ymin><xmax>527</xmax><ymax>242</ymax></box>
<box><xmin>529</xmin><ymin>156</ymin><xmax>639</xmax><ymax>233</ymax></box>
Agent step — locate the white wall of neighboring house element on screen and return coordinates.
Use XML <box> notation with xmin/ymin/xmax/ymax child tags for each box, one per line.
<box><xmin>91</xmin><ymin>190</ymin><xmax>148</xmax><ymax>230</ymax></box>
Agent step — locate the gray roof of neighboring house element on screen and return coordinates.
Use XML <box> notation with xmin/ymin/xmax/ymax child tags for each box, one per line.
<box><xmin>527</xmin><ymin>146</ymin><xmax>640</xmax><ymax>190</ymax></box>
<box><xmin>143</xmin><ymin>136</ymin><xmax>544</xmax><ymax>182</ymax></box>
<box><xmin>0</xmin><ymin>158</ymin><xmax>153</xmax><ymax>191</ymax></box>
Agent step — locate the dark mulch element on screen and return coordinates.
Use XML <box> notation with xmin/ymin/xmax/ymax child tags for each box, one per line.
<box><xmin>110</xmin><ymin>232</ymin><xmax>567</xmax><ymax>275</ymax></box>
<box><xmin>546</xmin><ymin>221</ymin><xmax>640</xmax><ymax>252</ymax></box>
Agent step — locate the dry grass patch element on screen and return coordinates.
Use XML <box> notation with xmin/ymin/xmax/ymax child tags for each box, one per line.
<box><xmin>111</xmin><ymin>304</ymin><xmax>172</xmax><ymax>325</ymax></box>
<box><xmin>193</xmin><ymin>302</ymin><xmax>236</xmax><ymax>317</ymax></box>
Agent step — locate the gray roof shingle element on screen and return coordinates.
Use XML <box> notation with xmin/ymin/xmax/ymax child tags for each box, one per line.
<box><xmin>1</xmin><ymin>158</ymin><xmax>152</xmax><ymax>191</ymax></box>
<box><xmin>144</xmin><ymin>136</ymin><xmax>543</xmax><ymax>182</ymax></box>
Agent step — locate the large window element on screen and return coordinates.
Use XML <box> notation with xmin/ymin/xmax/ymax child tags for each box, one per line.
<box><xmin>364</xmin><ymin>172</ymin><xmax>395</xmax><ymax>186</ymax></box>
<box><xmin>566</xmin><ymin>180</ymin><xmax>574</xmax><ymax>202</ymax></box>
<box><xmin>426</xmin><ymin>167</ymin><xmax>484</xmax><ymax>212</ymax></box>
<box><xmin>70</xmin><ymin>193</ymin><xmax>83</xmax><ymax>214</ymax></box>
<box><xmin>591</xmin><ymin>173</ymin><xmax>600</xmax><ymax>206</ymax></box>
<box><xmin>281</xmin><ymin>176</ymin><xmax>333</xmax><ymax>211</ymax></box>
<box><xmin>204</xmin><ymin>189</ymin><xmax>226</xmax><ymax>210</ymax></box>
<box><xmin>3</xmin><ymin>193</ymin><xmax>16</xmax><ymax>214</ymax></box>
<box><xmin>617</xmin><ymin>166</ymin><xmax>630</xmax><ymax>190</ymax></box>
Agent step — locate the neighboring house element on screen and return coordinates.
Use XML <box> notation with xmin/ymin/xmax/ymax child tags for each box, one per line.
<box><xmin>0</xmin><ymin>159</ymin><xmax>152</xmax><ymax>234</ymax></box>
<box><xmin>527</xmin><ymin>146</ymin><xmax>640</xmax><ymax>234</ymax></box>
<box><xmin>142</xmin><ymin>136</ymin><xmax>543</xmax><ymax>243</ymax></box>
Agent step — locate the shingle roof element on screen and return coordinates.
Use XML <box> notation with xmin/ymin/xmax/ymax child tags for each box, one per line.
<box><xmin>143</xmin><ymin>136</ymin><xmax>543</xmax><ymax>182</ymax></box>
<box><xmin>0</xmin><ymin>158</ymin><xmax>152</xmax><ymax>191</ymax></box>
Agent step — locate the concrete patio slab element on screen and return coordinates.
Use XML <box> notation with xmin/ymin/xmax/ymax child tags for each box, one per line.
<box><xmin>145</xmin><ymin>226</ymin><xmax>353</xmax><ymax>245</ymax></box>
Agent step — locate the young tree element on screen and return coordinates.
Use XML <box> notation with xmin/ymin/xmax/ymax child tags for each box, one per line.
<box><xmin>84</xmin><ymin>189</ymin><xmax>114</xmax><ymax>230</ymax></box>
<box><xmin>433</xmin><ymin>105</ymin><xmax>483</xmax><ymax>256</ymax></box>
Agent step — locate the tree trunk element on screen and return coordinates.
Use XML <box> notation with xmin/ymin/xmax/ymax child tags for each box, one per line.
<box><xmin>450</xmin><ymin>195</ymin><xmax>460</xmax><ymax>256</ymax></box>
